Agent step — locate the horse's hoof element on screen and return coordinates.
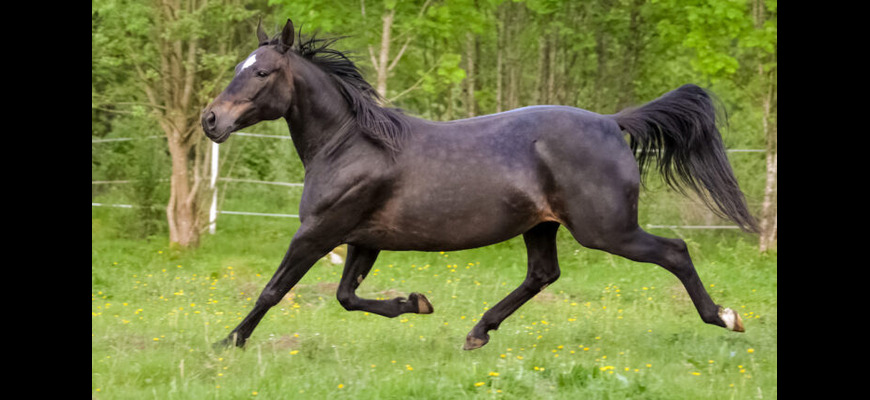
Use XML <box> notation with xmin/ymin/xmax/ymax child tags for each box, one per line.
<box><xmin>410</xmin><ymin>292</ymin><xmax>434</xmax><ymax>314</ymax></box>
<box><xmin>463</xmin><ymin>333</ymin><xmax>489</xmax><ymax>350</ymax></box>
<box><xmin>213</xmin><ymin>338</ymin><xmax>233</xmax><ymax>351</ymax></box>
<box><xmin>718</xmin><ymin>307</ymin><xmax>744</xmax><ymax>332</ymax></box>
<box><xmin>213</xmin><ymin>333</ymin><xmax>245</xmax><ymax>350</ymax></box>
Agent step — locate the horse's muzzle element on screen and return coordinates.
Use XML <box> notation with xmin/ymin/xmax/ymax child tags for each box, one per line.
<box><xmin>201</xmin><ymin>109</ymin><xmax>232</xmax><ymax>143</ymax></box>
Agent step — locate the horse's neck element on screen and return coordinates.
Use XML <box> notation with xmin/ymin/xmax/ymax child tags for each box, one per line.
<box><xmin>285</xmin><ymin>64</ymin><xmax>356</xmax><ymax>165</ymax></box>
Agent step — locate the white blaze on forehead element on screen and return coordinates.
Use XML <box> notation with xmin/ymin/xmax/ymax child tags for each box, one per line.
<box><xmin>241</xmin><ymin>54</ymin><xmax>257</xmax><ymax>71</ymax></box>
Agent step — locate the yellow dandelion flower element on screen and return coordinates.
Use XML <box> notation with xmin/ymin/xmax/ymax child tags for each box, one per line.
<box><xmin>289</xmin><ymin>350</ymin><xmax>299</xmax><ymax>355</ymax></box>
<box><xmin>337</xmin><ymin>384</ymin><xmax>344</xmax><ymax>389</ymax></box>
<box><xmin>747</xmin><ymin>348</ymin><xmax>755</xmax><ymax>353</ymax></box>
<box><xmin>691</xmin><ymin>372</ymin><xmax>701</xmax><ymax>376</ymax></box>
<box><xmin>474</xmin><ymin>382</ymin><xmax>485</xmax><ymax>387</ymax></box>
<box><xmin>488</xmin><ymin>372</ymin><xmax>499</xmax><ymax>376</ymax></box>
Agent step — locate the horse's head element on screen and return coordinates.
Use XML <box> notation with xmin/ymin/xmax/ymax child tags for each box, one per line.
<box><xmin>202</xmin><ymin>19</ymin><xmax>297</xmax><ymax>143</ymax></box>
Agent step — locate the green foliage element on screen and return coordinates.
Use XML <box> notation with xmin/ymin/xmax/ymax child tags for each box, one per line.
<box><xmin>421</xmin><ymin>53</ymin><xmax>467</xmax><ymax>94</ymax></box>
<box><xmin>126</xmin><ymin>138</ymin><xmax>170</xmax><ymax>238</ymax></box>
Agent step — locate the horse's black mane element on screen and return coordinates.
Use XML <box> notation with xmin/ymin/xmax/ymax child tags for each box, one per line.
<box><xmin>268</xmin><ymin>31</ymin><xmax>409</xmax><ymax>155</ymax></box>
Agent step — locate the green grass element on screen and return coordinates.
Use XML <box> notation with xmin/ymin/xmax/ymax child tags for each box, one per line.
<box><xmin>92</xmin><ymin>212</ymin><xmax>776</xmax><ymax>399</ymax></box>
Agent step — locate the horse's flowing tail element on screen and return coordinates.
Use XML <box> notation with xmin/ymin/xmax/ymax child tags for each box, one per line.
<box><xmin>610</xmin><ymin>84</ymin><xmax>759</xmax><ymax>233</ymax></box>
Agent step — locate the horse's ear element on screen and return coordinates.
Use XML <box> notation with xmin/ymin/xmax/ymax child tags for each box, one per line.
<box><xmin>277</xmin><ymin>19</ymin><xmax>295</xmax><ymax>53</ymax></box>
<box><xmin>256</xmin><ymin>18</ymin><xmax>269</xmax><ymax>45</ymax></box>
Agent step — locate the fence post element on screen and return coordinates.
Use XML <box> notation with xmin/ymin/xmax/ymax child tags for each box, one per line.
<box><xmin>208</xmin><ymin>141</ymin><xmax>219</xmax><ymax>234</ymax></box>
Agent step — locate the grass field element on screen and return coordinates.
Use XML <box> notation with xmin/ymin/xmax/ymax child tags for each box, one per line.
<box><xmin>92</xmin><ymin>212</ymin><xmax>776</xmax><ymax>399</ymax></box>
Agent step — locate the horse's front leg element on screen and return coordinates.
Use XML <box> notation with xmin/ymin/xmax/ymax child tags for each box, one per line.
<box><xmin>215</xmin><ymin>224</ymin><xmax>338</xmax><ymax>348</ymax></box>
<box><xmin>336</xmin><ymin>245</ymin><xmax>433</xmax><ymax>317</ymax></box>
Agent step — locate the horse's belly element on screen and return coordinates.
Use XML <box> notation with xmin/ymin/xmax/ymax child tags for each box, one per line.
<box><xmin>348</xmin><ymin>218</ymin><xmax>531</xmax><ymax>251</ymax></box>
<box><xmin>346</xmin><ymin>184</ymin><xmax>549</xmax><ymax>251</ymax></box>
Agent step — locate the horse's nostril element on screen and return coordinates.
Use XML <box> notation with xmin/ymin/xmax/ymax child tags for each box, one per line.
<box><xmin>205</xmin><ymin>112</ymin><xmax>217</xmax><ymax>129</ymax></box>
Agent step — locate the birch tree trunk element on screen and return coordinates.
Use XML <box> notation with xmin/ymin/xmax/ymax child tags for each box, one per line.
<box><xmin>368</xmin><ymin>2</ymin><xmax>431</xmax><ymax>100</ymax></box>
<box><xmin>754</xmin><ymin>0</ymin><xmax>777</xmax><ymax>252</ymax></box>
<box><xmin>759</xmin><ymin>76</ymin><xmax>777</xmax><ymax>252</ymax></box>
<box><xmin>375</xmin><ymin>9</ymin><xmax>394</xmax><ymax>98</ymax></box>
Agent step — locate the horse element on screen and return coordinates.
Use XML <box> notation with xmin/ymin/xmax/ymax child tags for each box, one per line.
<box><xmin>202</xmin><ymin>19</ymin><xmax>757</xmax><ymax>350</ymax></box>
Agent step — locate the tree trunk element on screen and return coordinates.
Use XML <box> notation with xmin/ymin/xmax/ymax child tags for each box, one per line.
<box><xmin>375</xmin><ymin>9</ymin><xmax>394</xmax><ymax>98</ymax></box>
<box><xmin>759</xmin><ymin>80</ymin><xmax>777</xmax><ymax>252</ymax></box>
<box><xmin>593</xmin><ymin>29</ymin><xmax>607</xmax><ymax>111</ymax></box>
<box><xmin>535</xmin><ymin>35</ymin><xmax>546</xmax><ymax>104</ymax></box>
<box><xmin>166</xmin><ymin>135</ymin><xmax>199</xmax><ymax>248</ymax></box>
<box><xmin>547</xmin><ymin>32</ymin><xmax>557</xmax><ymax>104</ymax></box>
<box><xmin>465</xmin><ymin>32</ymin><xmax>476</xmax><ymax>117</ymax></box>
<box><xmin>505</xmin><ymin>3</ymin><xmax>524</xmax><ymax>110</ymax></box>
<box><xmin>496</xmin><ymin>3</ymin><xmax>505</xmax><ymax>113</ymax></box>
<box><xmin>755</xmin><ymin>0</ymin><xmax>777</xmax><ymax>252</ymax></box>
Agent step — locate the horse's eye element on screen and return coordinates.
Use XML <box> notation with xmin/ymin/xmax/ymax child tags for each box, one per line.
<box><xmin>256</xmin><ymin>71</ymin><xmax>268</xmax><ymax>78</ymax></box>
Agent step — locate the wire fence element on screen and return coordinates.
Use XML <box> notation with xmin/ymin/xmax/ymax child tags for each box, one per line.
<box><xmin>92</xmin><ymin>132</ymin><xmax>766</xmax><ymax>230</ymax></box>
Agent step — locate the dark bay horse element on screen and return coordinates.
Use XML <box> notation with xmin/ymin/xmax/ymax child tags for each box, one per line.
<box><xmin>202</xmin><ymin>19</ymin><xmax>756</xmax><ymax>350</ymax></box>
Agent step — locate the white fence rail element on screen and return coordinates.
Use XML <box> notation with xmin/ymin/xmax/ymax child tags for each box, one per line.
<box><xmin>92</xmin><ymin>132</ymin><xmax>765</xmax><ymax>231</ymax></box>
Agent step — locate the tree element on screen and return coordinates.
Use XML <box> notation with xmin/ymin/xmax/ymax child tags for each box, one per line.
<box><xmin>746</xmin><ymin>0</ymin><xmax>777</xmax><ymax>252</ymax></box>
<box><xmin>92</xmin><ymin>0</ymin><xmax>257</xmax><ymax>248</ymax></box>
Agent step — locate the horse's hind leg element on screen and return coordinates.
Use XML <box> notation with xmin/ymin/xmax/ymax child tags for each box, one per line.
<box><xmin>464</xmin><ymin>222</ymin><xmax>561</xmax><ymax>350</ymax></box>
<box><xmin>570</xmin><ymin>224</ymin><xmax>744</xmax><ymax>332</ymax></box>
<box><xmin>335</xmin><ymin>245</ymin><xmax>433</xmax><ymax>318</ymax></box>
<box><xmin>551</xmin><ymin>136</ymin><xmax>743</xmax><ymax>333</ymax></box>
